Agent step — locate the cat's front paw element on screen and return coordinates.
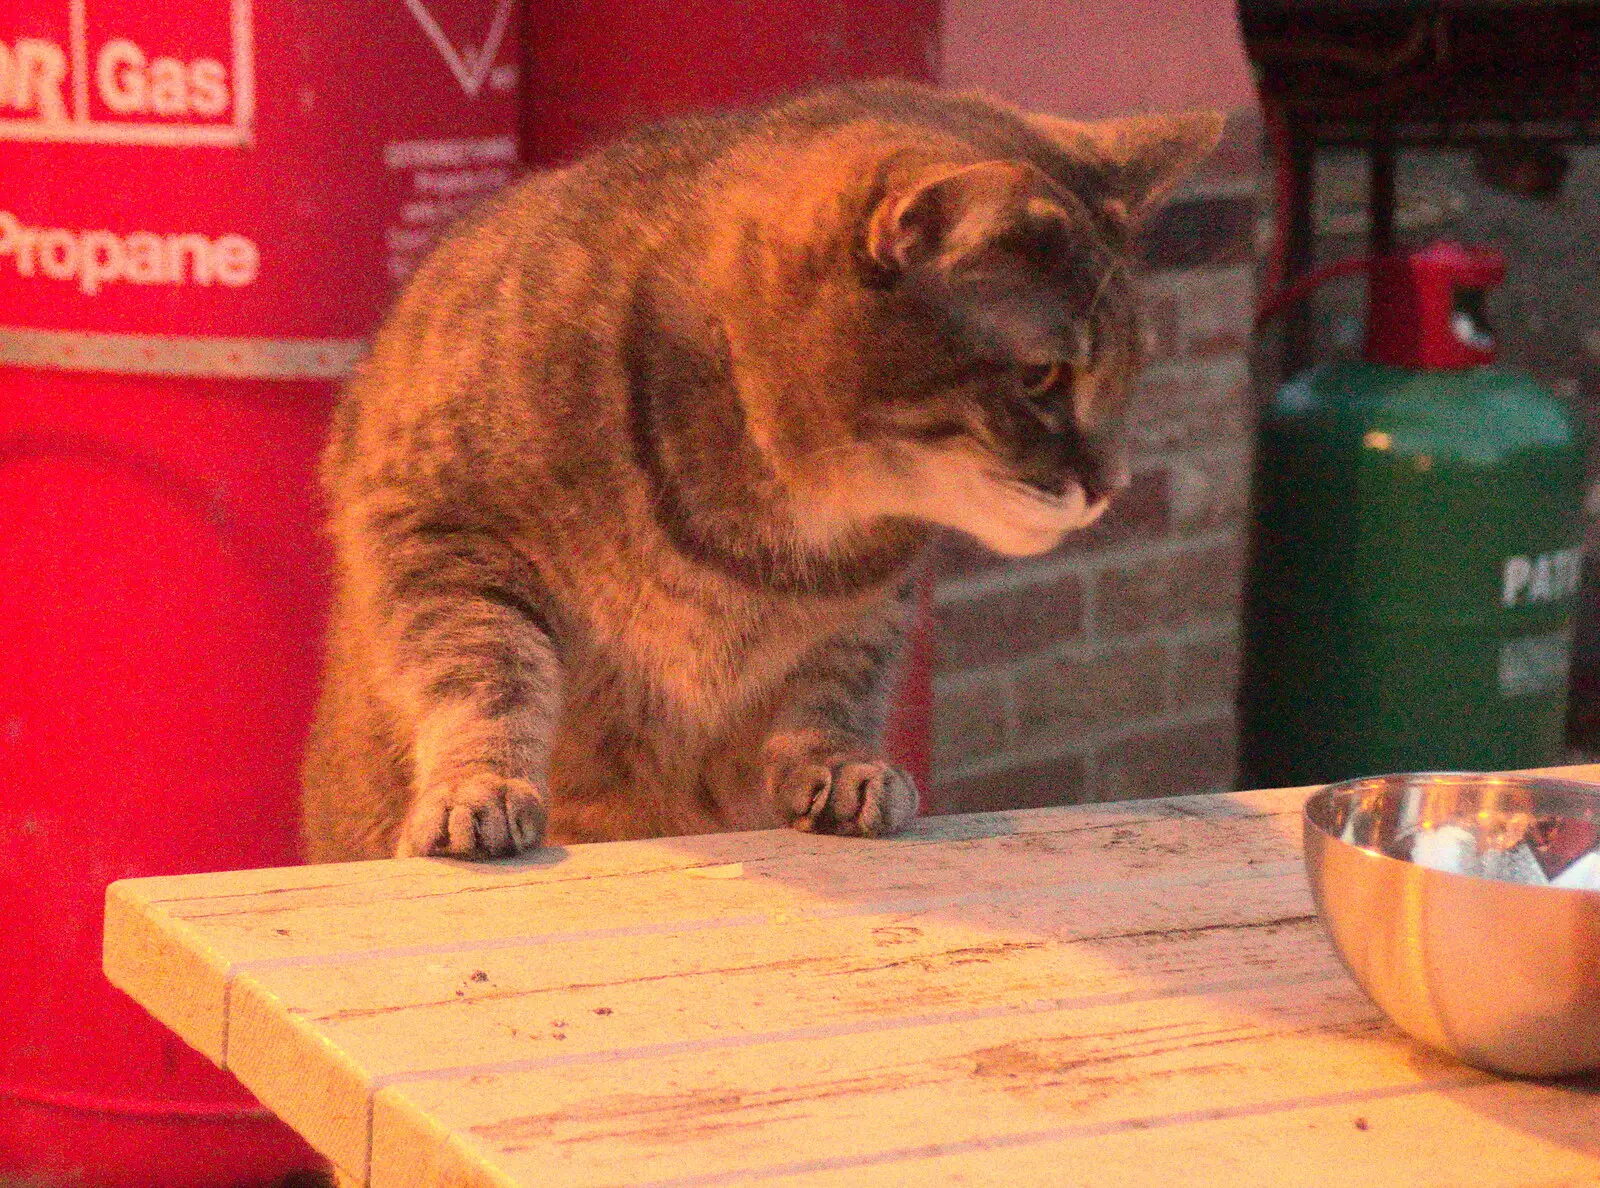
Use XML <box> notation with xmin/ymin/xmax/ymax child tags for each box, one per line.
<box><xmin>397</xmin><ymin>774</ymin><xmax>547</xmax><ymax>859</ymax></box>
<box><xmin>768</xmin><ymin>750</ymin><xmax>918</xmax><ymax>838</ymax></box>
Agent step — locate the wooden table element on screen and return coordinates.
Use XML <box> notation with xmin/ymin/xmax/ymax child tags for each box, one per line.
<box><xmin>103</xmin><ymin>773</ymin><xmax>1600</xmax><ymax>1187</ymax></box>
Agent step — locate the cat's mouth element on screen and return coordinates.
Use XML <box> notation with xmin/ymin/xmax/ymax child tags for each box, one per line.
<box><xmin>887</xmin><ymin>444</ymin><xmax>1113</xmax><ymax>556</ymax></box>
<box><xmin>999</xmin><ymin>478</ymin><xmax>1074</xmax><ymax>508</ymax></box>
<box><xmin>992</xmin><ymin>473</ymin><xmax>1114</xmax><ymax>532</ymax></box>
<box><xmin>997</xmin><ymin>476</ymin><xmax>1108</xmax><ymax>516</ymax></box>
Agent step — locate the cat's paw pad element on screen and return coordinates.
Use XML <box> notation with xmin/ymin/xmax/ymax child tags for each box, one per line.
<box><xmin>398</xmin><ymin>775</ymin><xmax>547</xmax><ymax>859</ymax></box>
<box><xmin>775</xmin><ymin>755</ymin><xmax>918</xmax><ymax>838</ymax></box>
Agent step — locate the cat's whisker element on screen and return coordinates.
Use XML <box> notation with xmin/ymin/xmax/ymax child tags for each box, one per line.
<box><xmin>795</xmin><ymin>442</ymin><xmax>865</xmax><ymax>468</ymax></box>
<box><xmin>1085</xmin><ymin>258</ymin><xmax>1127</xmax><ymax>323</ymax></box>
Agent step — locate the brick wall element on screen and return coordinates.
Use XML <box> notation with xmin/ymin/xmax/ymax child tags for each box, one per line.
<box><xmin>925</xmin><ymin>181</ymin><xmax>1262</xmax><ymax>814</ymax></box>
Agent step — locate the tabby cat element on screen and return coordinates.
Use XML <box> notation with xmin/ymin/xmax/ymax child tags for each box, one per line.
<box><xmin>302</xmin><ymin>81</ymin><xmax>1221</xmax><ymax>862</ymax></box>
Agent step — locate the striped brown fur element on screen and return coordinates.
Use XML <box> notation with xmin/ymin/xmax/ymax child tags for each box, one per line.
<box><xmin>302</xmin><ymin>81</ymin><xmax>1221</xmax><ymax>861</ymax></box>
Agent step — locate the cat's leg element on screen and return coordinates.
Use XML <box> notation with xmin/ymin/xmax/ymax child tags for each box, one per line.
<box><xmin>760</xmin><ymin>594</ymin><xmax>920</xmax><ymax>838</ymax></box>
<box><xmin>357</xmin><ymin>525</ymin><xmax>563</xmax><ymax>859</ymax></box>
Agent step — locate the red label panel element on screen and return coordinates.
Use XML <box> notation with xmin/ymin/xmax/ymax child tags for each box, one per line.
<box><xmin>0</xmin><ymin>0</ymin><xmax>520</xmax><ymax>346</ymax></box>
<box><xmin>0</xmin><ymin>0</ymin><xmax>247</xmax><ymax>147</ymax></box>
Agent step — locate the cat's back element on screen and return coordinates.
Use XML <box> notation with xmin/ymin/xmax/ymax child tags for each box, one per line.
<box><xmin>383</xmin><ymin>80</ymin><xmax>1042</xmax><ymax>322</ymax></box>
<box><xmin>324</xmin><ymin>82</ymin><xmax>1062</xmax><ymax>501</ymax></box>
<box><xmin>355</xmin><ymin>82</ymin><xmax>1042</xmax><ymax>374</ymax></box>
<box><xmin>325</xmin><ymin>110</ymin><xmax>758</xmax><ymax>469</ymax></box>
<box><xmin>405</xmin><ymin>108</ymin><xmax>754</xmax><ymax>305</ymax></box>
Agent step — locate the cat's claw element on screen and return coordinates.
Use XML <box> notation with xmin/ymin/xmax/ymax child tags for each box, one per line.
<box><xmin>776</xmin><ymin>755</ymin><xmax>918</xmax><ymax>838</ymax></box>
<box><xmin>397</xmin><ymin>774</ymin><xmax>547</xmax><ymax>859</ymax></box>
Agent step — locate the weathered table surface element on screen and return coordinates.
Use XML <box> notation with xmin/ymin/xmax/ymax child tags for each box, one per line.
<box><xmin>104</xmin><ymin>768</ymin><xmax>1600</xmax><ymax>1187</ymax></box>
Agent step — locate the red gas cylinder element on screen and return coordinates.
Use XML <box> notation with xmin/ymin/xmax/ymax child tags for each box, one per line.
<box><xmin>0</xmin><ymin>1</ymin><xmax>520</xmax><ymax>1183</ymax></box>
<box><xmin>522</xmin><ymin>0</ymin><xmax>941</xmax><ymax>794</ymax></box>
<box><xmin>523</xmin><ymin>0</ymin><xmax>939</xmax><ymax>166</ymax></box>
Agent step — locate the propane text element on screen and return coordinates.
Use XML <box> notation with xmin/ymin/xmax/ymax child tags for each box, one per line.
<box><xmin>0</xmin><ymin>212</ymin><xmax>259</xmax><ymax>295</ymax></box>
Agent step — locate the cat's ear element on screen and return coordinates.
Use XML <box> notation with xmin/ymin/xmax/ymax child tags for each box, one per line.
<box><xmin>866</xmin><ymin>160</ymin><xmax>1102</xmax><ymax>356</ymax></box>
<box><xmin>868</xmin><ymin>159</ymin><xmax>1047</xmax><ymax>276</ymax></box>
<box><xmin>866</xmin><ymin>159</ymin><xmax>1090</xmax><ymax>278</ymax></box>
<box><xmin>1026</xmin><ymin>110</ymin><xmax>1225</xmax><ymax>219</ymax></box>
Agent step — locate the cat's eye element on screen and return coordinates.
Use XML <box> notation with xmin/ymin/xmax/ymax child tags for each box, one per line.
<box><xmin>1017</xmin><ymin>361</ymin><xmax>1062</xmax><ymax>399</ymax></box>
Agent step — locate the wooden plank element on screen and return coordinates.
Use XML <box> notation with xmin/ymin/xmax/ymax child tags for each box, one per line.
<box><xmin>98</xmin><ymin>790</ymin><xmax>1306</xmax><ymax>1178</ymax></box>
<box><xmin>99</xmin><ymin>798</ymin><xmax>1224</xmax><ymax>1053</ymax></box>
<box><xmin>172</xmin><ymin>794</ymin><xmax>1312</xmax><ymax>1178</ymax></box>
<box><xmin>99</xmin><ymin>770</ymin><xmax>1590</xmax><ymax>1038</ymax></box>
<box><xmin>118</xmin><ymin>794</ymin><xmax>1220</xmax><ymax>907</ymax></box>
<box><xmin>235</xmin><ymin>858</ymin><xmax>1319</xmax><ymax>1071</ymax></box>
<box><xmin>101</xmin><ymin>880</ymin><xmax>235</xmax><ymax>1064</ymax></box>
<box><xmin>148</xmin><ymin>795</ymin><xmax>1311</xmax><ymax>969</ymax></box>
<box><xmin>228</xmin><ymin>981</ymin><xmax>382</xmax><ymax>1182</ymax></box>
<box><xmin>360</xmin><ymin>970</ymin><xmax>1597</xmax><ymax>1188</ymax></box>
<box><xmin>97</xmin><ymin>772</ymin><xmax>1600</xmax><ymax>1187</ymax></box>
<box><xmin>712</xmin><ymin>1081</ymin><xmax>1600</xmax><ymax>1188</ymax></box>
<box><xmin>203</xmin><ymin>801</ymin><xmax>1317</xmax><ymax>1176</ymax></box>
<box><xmin>102</xmin><ymin>766</ymin><xmax>1597</xmax><ymax>992</ymax></box>
<box><xmin>226</xmin><ymin>871</ymin><xmax>1322</xmax><ymax>1175</ymax></box>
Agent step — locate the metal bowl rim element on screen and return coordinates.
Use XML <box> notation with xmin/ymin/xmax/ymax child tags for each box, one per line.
<box><xmin>1303</xmin><ymin>771</ymin><xmax>1600</xmax><ymax>900</ymax></box>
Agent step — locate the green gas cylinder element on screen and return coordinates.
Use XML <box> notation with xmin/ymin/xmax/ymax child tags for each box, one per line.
<box><xmin>1240</xmin><ymin>243</ymin><xmax>1584</xmax><ymax>787</ymax></box>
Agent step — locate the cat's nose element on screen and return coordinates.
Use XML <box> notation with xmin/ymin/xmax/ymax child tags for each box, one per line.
<box><xmin>1081</xmin><ymin>452</ymin><xmax>1130</xmax><ymax>503</ymax></box>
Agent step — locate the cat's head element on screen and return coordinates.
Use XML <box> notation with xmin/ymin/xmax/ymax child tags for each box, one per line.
<box><xmin>726</xmin><ymin>93</ymin><xmax>1223</xmax><ymax>559</ymax></box>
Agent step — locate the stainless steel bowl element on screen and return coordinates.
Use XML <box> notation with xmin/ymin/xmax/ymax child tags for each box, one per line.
<box><xmin>1303</xmin><ymin>772</ymin><xmax>1600</xmax><ymax>1077</ymax></box>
